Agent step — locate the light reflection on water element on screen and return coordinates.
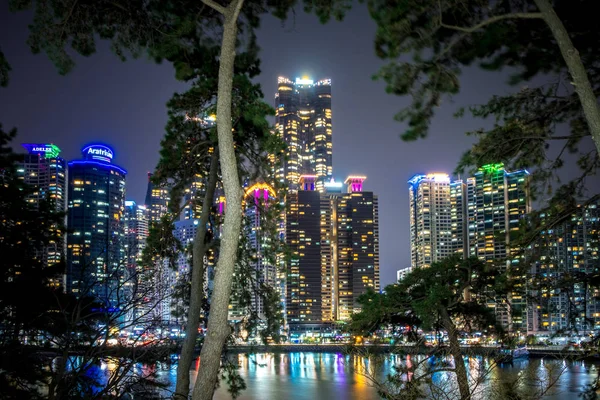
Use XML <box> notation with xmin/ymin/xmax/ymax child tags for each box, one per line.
<box><xmin>130</xmin><ymin>353</ymin><xmax>599</xmax><ymax>399</ymax></box>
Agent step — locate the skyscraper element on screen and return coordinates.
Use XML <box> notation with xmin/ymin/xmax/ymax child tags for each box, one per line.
<box><xmin>19</xmin><ymin>143</ymin><xmax>67</xmax><ymax>277</ymax></box>
<box><xmin>408</xmin><ymin>166</ymin><xmax>529</xmax><ymax>269</ymax></box>
<box><xmin>275</xmin><ymin>76</ymin><xmax>332</xmax><ymax>192</ymax></box>
<box><xmin>124</xmin><ymin>201</ymin><xmax>149</xmax><ymax>320</ymax></box>
<box><xmin>239</xmin><ymin>182</ymin><xmax>279</xmax><ymax>319</ymax></box>
<box><xmin>330</xmin><ymin>176</ymin><xmax>380</xmax><ymax>320</ymax></box>
<box><xmin>66</xmin><ymin>144</ymin><xmax>127</xmax><ymax>307</ymax></box>
<box><xmin>528</xmin><ymin>201</ymin><xmax>600</xmax><ymax>333</ymax></box>
<box><xmin>286</xmin><ymin>176</ymin><xmax>323</xmax><ymax>328</ymax></box>
<box><xmin>124</xmin><ymin>201</ymin><xmax>149</xmax><ymax>273</ymax></box>
<box><xmin>466</xmin><ymin>164</ymin><xmax>530</xmax><ymax>329</ymax></box>
<box><xmin>466</xmin><ymin>163</ymin><xmax>530</xmax><ymax>262</ymax></box>
<box><xmin>408</xmin><ymin>164</ymin><xmax>530</xmax><ymax>328</ymax></box>
<box><xmin>145</xmin><ymin>172</ymin><xmax>170</xmax><ymax>223</ymax></box>
<box><xmin>286</xmin><ymin>175</ymin><xmax>380</xmax><ymax>333</ymax></box>
<box><xmin>408</xmin><ymin>173</ymin><xmax>455</xmax><ymax>269</ymax></box>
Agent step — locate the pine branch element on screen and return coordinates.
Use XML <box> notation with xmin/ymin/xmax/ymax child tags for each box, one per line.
<box><xmin>201</xmin><ymin>0</ymin><xmax>226</xmax><ymax>14</ymax></box>
<box><xmin>439</xmin><ymin>13</ymin><xmax>543</xmax><ymax>34</ymax></box>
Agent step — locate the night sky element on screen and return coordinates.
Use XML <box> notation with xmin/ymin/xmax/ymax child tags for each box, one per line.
<box><xmin>0</xmin><ymin>4</ymin><xmax>566</xmax><ymax>286</ymax></box>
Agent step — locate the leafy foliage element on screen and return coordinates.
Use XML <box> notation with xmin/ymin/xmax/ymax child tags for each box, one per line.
<box><xmin>0</xmin><ymin>125</ymin><xmax>65</xmax><ymax>339</ymax></box>
<box><xmin>368</xmin><ymin>0</ymin><xmax>599</xmax><ymax>262</ymax></box>
<box><xmin>353</xmin><ymin>255</ymin><xmax>499</xmax><ymax>336</ymax></box>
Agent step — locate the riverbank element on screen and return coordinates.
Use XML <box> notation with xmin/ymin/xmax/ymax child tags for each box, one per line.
<box><xmin>227</xmin><ymin>343</ymin><xmax>600</xmax><ymax>360</ymax></box>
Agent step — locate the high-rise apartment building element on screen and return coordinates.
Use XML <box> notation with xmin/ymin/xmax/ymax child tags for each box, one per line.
<box><xmin>408</xmin><ymin>165</ymin><xmax>529</xmax><ymax>268</ymax></box>
<box><xmin>329</xmin><ymin>176</ymin><xmax>380</xmax><ymax>321</ymax></box>
<box><xmin>237</xmin><ymin>182</ymin><xmax>280</xmax><ymax>320</ymax></box>
<box><xmin>66</xmin><ymin>144</ymin><xmax>127</xmax><ymax>307</ymax></box>
<box><xmin>466</xmin><ymin>163</ymin><xmax>530</xmax><ymax>263</ymax></box>
<box><xmin>124</xmin><ymin>201</ymin><xmax>149</xmax><ymax>321</ymax></box>
<box><xmin>408</xmin><ymin>164</ymin><xmax>530</xmax><ymax>328</ymax></box>
<box><xmin>275</xmin><ymin>76</ymin><xmax>332</xmax><ymax>192</ymax></box>
<box><xmin>162</xmin><ymin>219</ymin><xmax>200</xmax><ymax>324</ymax></box>
<box><xmin>467</xmin><ymin>164</ymin><xmax>530</xmax><ymax>329</ymax></box>
<box><xmin>286</xmin><ymin>175</ymin><xmax>380</xmax><ymax>332</ymax></box>
<box><xmin>19</xmin><ymin>144</ymin><xmax>67</xmax><ymax>276</ymax></box>
<box><xmin>286</xmin><ymin>176</ymin><xmax>323</xmax><ymax>328</ymax></box>
<box><xmin>124</xmin><ymin>201</ymin><xmax>149</xmax><ymax>273</ymax></box>
<box><xmin>408</xmin><ymin>173</ymin><xmax>454</xmax><ymax>269</ymax></box>
<box><xmin>528</xmin><ymin>201</ymin><xmax>600</xmax><ymax>333</ymax></box>
<box><xmin>144</xmin><ymin>172</ymin><xmax>170</xmax><ymax>223</ymax></box>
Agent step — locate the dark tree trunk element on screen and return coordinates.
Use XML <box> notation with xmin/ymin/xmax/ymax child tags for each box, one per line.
<box><xmin>191</xmin><ymin>0</ymin><xmax>245</xmax><ymax>399</ymax></box>
<box><xmin>174</xmin><ymin>149</ymin><xmax>219</xmax><ymax>399</ymax></box>
<box><xmin>534</xmin><ymin>0</ymin><xmax>600</xmax><ymax>154</ymax></box>
<box><xmin>440</xmin><ymin>308</ymin><xmax>471</xmax><ymax>400</ymax></box>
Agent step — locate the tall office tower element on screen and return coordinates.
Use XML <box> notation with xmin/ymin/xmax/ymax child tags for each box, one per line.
<box><xmin>334</xmin><ymin>176</ymin><xmax>379</xmax><ymax>320</ymax></box>
<box><xmin>286</xmin><ymin>175</ymin><xmax>380</xmax><ymax>333</ymax></box>
<box><xmin>144</xmin><ymin>172</ymin><xmax>170</xmax><ymax>223</ymax></box>
<box><xmin>275</xmin><ymin>76</ymin><xmax>332</xmax><ymax>192</ymax></box>
<box><xmin>466</xmin><ymin>163</ymin><xmax>530</xmax><ymax>329</ymax></box>
<box><xmin>528</xmin><ymin>201</ymin><xmax>600</xmax><ymax>333</ymax></box>
<box><xmin>286</xmin><ymin>175</ymin><xmax>323</xmax><ymax>330</ymax></box>
<box><xmin>66</xmin><ymin>144</ymin><xmax>127</xmax><ymax>307</ymax></box>
<box><xmin>408</xmin><ymin>173</ymin><xmax>455</xmax><ymax>269</ymax></box>
<box><xmin>18</xmin><ymin>144</ymin><xmax>67</xmax><ymax>285</ymax></box>
<box><xmin>124</xmin><ymin>201</ymin><xmax>149</xmax><ymax>321</ymax></box>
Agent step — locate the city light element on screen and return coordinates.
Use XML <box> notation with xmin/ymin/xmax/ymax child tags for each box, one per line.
<box><xmin>478</xmin><ymin>163</ymin><xmax>504</xmax><ymax>174</ymax></box>
<box><xmin>22</xmin><ymin>143</ymin><xmax>61</xmax><ymax>158</ymax></box>
<box><xmin>425</xmin><ymin>173</ymin><xmax>450</xmax><ymax>182</ymax></box>
<box><xmin>82</xmin><ymin>144</ymin><xmax>114</xmax><ymax>163</ymax></box>
<box><xmin>295</xmin><ymin>77</ymin><xmax>314</xmax><ymax>85</ymax></box>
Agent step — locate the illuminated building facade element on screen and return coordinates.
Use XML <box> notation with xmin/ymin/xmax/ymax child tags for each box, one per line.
<box><xmin>331</xmin><ymin>176</ymin><xmax>380</xmax><ymax>320</ymax></box>
<box><xmin>466</xmin><ymin>164</ymin><xmax>530</xmax><ymax>329</ymax></box>
<box><xmin>182</xmin><ymin>175</ymin><xmax>205</xmax><ymax>220</ymax></box>
<box><xmin>286</xmin><ymin>175</ymin><xmax>380</xmax><ymax>332</ymax></box>
<box><xmin>528</xmin><ymin>201</ymin><xmax>600</xmax><ymax>333</ymax></box>
<box><xmin>66</xmin><ymin>144</ymin><xmax>127</xmax><ymax>307</ymax></box>
<box><xmin>286</xmin><ymin>176</ymin><xmax>323</xmax><ymax>328</ymax></box>
<box><xmin>466</xmin><ymin>163</ymin><xmax>530</xmax><ymax>263</ymax></box>
<box><xmin>162</xmin><ymin>219</ymin><xmax>201</xmax><ymax>324</ymax></box>
<box><xmin>408</xmin><ymin>173</ymin><xmax>456</xmax><ymax>269</ymax></box>
<box><xmin>235</xmin><ymin>182</ymin><xmax>280</xmax><ymax>320</ymax></box>
<box><xmin>158</xmin><ymin>218</ymin><xmax>216</xmax><ymax>325</ymax></box>
<box><xmin>124</xmin><ymin>201</ymin><xmax>149</xmax><ymax>273</ymax></box>
<box><xmin>18</xmin><ymin>143</ymin><xmax>67</xmax><ymax>279</ymax></box>
<box><xmin>275</xmin><ymin>76</ymin><xmax>332</xmax><ymax>192</ymax></box>
<box><xmin>124</xmin><ymin>201</ymin><xmax>149</xmax><ymax>321</ymax></box>
<box><xmin>408</xmin><ymin>165</ymin><xmax>530</xmax><ymax>329</ymax></box>
<box><xmin>144</xmin><ymin>172</ymin><xmax>170</xmax><ymax>223</ymax></box>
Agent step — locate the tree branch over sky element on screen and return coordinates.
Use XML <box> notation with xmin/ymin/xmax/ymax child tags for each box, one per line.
<box><xmin>2</xmin><ymin>0</ymin><xmax>351</xmax><ymax>398</ymax></box>
<box><xmin>368</xmin><ymin>0</ymin><xmax>599</xmax><ymax>238</ymax></box>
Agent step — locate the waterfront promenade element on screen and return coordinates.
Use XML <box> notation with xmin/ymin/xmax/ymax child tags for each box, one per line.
<box><xmin>228</xmin><ymin>343</ymin><xmax>598</xmax><ymax>360</ymax></box>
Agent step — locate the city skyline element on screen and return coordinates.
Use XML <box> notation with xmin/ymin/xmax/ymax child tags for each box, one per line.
<box><xmin>1</xmin><ymin>3</ymin><xmax>596</xmax><ymax>288</ymax></box>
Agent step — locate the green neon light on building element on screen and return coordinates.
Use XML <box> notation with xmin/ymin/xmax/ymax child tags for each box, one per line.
<box><xmin>479</xmin><ymin>163</ymin><xmax>504</xmax><ymax>174</ymax></box>
<box><xmin>44</xmin><ymin>144</ymin><xmax>61</xmax><ymax>158</ymax></box>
